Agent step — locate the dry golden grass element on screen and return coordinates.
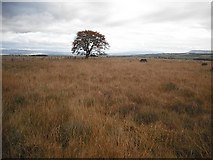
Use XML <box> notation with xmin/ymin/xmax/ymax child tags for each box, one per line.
<box><xmin>2</xmin><ymin>57</ymin><xmax>212</xmax><ymax>158</ymax></box>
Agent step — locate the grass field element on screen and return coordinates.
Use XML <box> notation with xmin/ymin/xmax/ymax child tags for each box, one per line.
<box><xmin>2</xmin><ymin>57</ymin><xmax>212</xmax><ymax>158</ymax></box>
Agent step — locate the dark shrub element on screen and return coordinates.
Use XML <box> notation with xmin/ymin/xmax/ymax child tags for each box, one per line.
<box><xmin>3</xmin><ymin>127</ymin><xmax>24</xmax><ymax>158</ymax></box>
<box><xmin>127</xmin><ymin>93</ymin><xmax>143</xmax><ymax>105</ymax></box>
<box><xmin>3</xmin><ymin>94</ymin><xmax>26</xmax><ymax>114</ymax></box>
<box><xmin>14</xmin><ymin>95</ymin><xmax>25</xmax><ymax>105</ymax></box>
<box><xmin>179</xmin><ymin>88</ymin><xmax>195</xmax><ymax>98</ymax></box>
<box><xmin>19</xmin><ymin>144</ymin><xmax>44</xmax><ymax>158</ymax></box>
<box><xmin>84</xmin><ymin>98</ymin><xmax>95</xmax><ymax>107</ymax></box>
<box><xmin>162</xmin><ymin>82</ymin><xmax>178</xmax><ymax>91</ymax></box>
<box><xmin>78</xmin><ymin>97</ymin><xmax>95</xmax><ymax>107</ymax></box>
<box><xmin>170</xmin><ymin>101</ymin><xmax>203</xmax><ymax>116</ymax></box>
<box><xmin>134</xmin><ymin>111</ymin><xmax>159</xmax><ymax>125</ymax></box>
<box><xmin>118</xmin><ymin>104</ymin><xmax>139</xmax><ymax>118</ymax></box>
<box><xmin>183</xmin><ymin>116</ymin><xmax>195</xmax><ymax>130</ymax></box>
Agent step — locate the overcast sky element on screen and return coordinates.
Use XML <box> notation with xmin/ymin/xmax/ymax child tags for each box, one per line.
<box><xmin>2</xmin><ymin>0</ymin><xmax>212</xmax><ymax>53</ymax></box>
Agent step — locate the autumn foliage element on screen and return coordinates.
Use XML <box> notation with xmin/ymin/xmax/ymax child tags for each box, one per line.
<box><xmin>71</xmin><ymin>30</ymin><xmax>109</xmax><ymax>58</ymax></box>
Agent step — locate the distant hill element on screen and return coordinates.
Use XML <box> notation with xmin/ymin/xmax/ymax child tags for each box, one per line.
<box><xmin>109</xmin><ymin>50</ymin><xmax>212</xmax><ymax>61</ymax></box>
<box><xmin>110</xmin><ymin>51</ymin><xmax>163</xmax><ymax>56</ymax></box>
<box><xmin>1</xmin><ymin>49</ymin><xmax>71</xmax><ymax>56</ymax></box>
<box><xmin>188</xmin><ymin>50</ymin><xmax>212</xmax><ymax>54</ymax></box>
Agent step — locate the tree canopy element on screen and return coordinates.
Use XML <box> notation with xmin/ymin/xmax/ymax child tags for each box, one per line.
<box><xmin>71</xmin><ymin>30</ymin><xmax>109</xmax><ymax>58</ymax></box>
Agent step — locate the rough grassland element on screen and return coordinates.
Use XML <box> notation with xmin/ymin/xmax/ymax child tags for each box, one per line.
<box><xmin>2</xmin><ymin>57</ymin><xmax>212</xmax><ymax>158</ymax></box>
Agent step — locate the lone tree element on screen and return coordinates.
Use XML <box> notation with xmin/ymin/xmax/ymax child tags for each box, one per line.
<box><xmin>71</xmin><ymin>30</ymin><xmax>110</xmax><ymax>58</ymax></box>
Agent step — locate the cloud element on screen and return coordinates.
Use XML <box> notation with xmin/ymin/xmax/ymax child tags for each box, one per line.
<box><xmin>140</xmin><ymin>2</ymin><xmax>211</xmax><ymax>30</ymax></box>
<box><xmin>2</xmin><ymin>0</ymin><xmax>211</xmax><ymax>53</ymax></box>
<box><xmin>3</xmin><ymin>2</ymin><xmax>111</xmax><ymax>33</ymax></box>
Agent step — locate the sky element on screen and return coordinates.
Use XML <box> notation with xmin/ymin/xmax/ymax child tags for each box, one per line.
<box><xmin>1</xmin><ymin>0</ymin><xmax>212</xmax><ymax>54</ymax></box>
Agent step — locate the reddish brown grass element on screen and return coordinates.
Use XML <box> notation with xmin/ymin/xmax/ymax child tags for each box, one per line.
<box><xmin>2</xmin><ymin>57</ymin><xmax>212</xmax><ymax>158</ymax></box>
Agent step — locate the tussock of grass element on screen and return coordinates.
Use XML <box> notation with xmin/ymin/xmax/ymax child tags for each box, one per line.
<box><xmin>169</xmin><ymin>100</ymin><xmax>204</xmax><ymax>116</ymax></box>
<box><xmin>161</xmin><ymin>82</ymin><xmax>178</xmax><ymax>91</ymax></box>
<box><xmin>178</xmin><ymin>88</ymin><xmax>195</xmax><ymax>98</ymax></box>
<box><xmin>118</xmin><ymin>103</ymin><xmax>139</xmax><ymax>118</ymax></box>
<box><xmin>59</xmin><ymin>120</ymin><xmax>92</xmax><ymax>149</ymax></box>
<box><xmin>2</xmin><ymin>57</ymin><xmax>211</xmax><ymax>158</ymax></box>
<box><xmin>134</xmin><ymin>111</ymin><xmax>159</xmax><ymax>125</ymax></box>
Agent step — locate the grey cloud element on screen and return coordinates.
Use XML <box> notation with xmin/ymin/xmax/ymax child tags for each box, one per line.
<box><xmin>2</xmin><ymin>1</ymin><xmax>210</xmax><ymax>52</ymax></box>
<box><xmin>3</xmin><ymin>2</ymin><xmax>54</xmax><ymax>33</ymax></box>
<box><xmin>3</xmin><ymin>2</ymin><xmax>112</xmax><ymax>33</ymax></box>
<box><xmin>140</xmin><ymin>2</ymin><xmax>211</xmax><ymax>29</ymax></box>
<box><xmin>2</xmin><ymin>2</ymin><xmax>46</xmax><ymax>18</ymax></box>
<box><xmin>51</xmin><ymin>2</ymin><xmax>111</xmax><ymax>24</ymax></box>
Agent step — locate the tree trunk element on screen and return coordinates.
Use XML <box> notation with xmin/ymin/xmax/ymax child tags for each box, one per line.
<box><xmin>85</xmin><ymin>45</ymin><xmax>93</xmax><ymax>59</ymax></box>
<box><xmin>85</xmin><ymin>54</ymin><xmax>89</xmax><ymax>59</ymax></box>
<box><xmin>85</xmin><ymin>51</ymin><xmax>90</xmax><ymax>59</ymax></box>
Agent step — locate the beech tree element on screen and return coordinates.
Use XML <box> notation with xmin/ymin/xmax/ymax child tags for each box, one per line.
<box><xmin>71</xmin><ymin>30</ymin><xmax>109</xmax><ymax>58</ymax></box>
